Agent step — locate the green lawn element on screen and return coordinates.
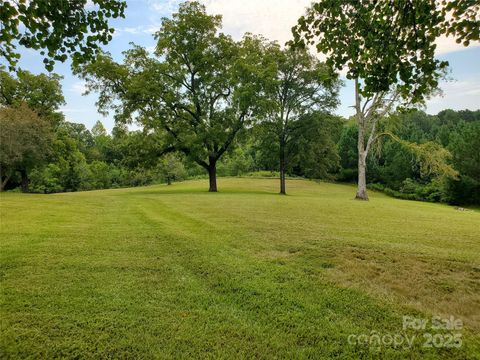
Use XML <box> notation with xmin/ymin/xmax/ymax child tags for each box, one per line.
<box><xmin>1</xmin><ymin>178</ymin><xmax>479</xmax><ymax>358</ymax></box>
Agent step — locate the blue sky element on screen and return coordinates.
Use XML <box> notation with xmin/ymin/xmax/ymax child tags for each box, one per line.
<box><xmin>8</xmin><ymin>0</ymin><xmax>480</xmax><ymax>132</ymax></box>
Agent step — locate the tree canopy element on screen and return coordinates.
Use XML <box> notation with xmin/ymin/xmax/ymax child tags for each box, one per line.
<box><xmin>0</xmin><ymin>0</ymin><xmax>126</xmax><ymax>71</ymax></box>
<box><xmin>76</xmin><ymin>1</ymin><xmax>274</xmax><ymax>192</ymax></box>
<box><xmin>257</xmin><ymin>45</ymin><xmax>340</xmax><ymax>194</ymax></box>
<box><xmin>292</xmin><ymin>0</ymin><xmax>450</xmax><ymax>200</ymax></box>
<box><xmin>0</xmin><ymin>103</ymin><xmax>52</xmax><ymax>191</ymax></box>
<box><xmin>0</xmin><ymin>68</ymin><xmax>65</xmax><ymax>124</ymax></box>
<box><xmin>440</xmin><ymin>0</ymin><xmax>480</xmax><ymax>46</ymax></box>
<box><xmin>1</xmin><ymin>0</ymin><xmax>477</xmax><ymax>208</ymax></box>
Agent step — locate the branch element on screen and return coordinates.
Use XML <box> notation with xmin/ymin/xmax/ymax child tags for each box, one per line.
<box><xmin>162</xmin><ymin>123</ymin><xmax>208</xmax><ymax>169</ymax></box>
<box><xmin>216</xmin><ymin>113</ymin><xmax>246</xmax><ymax>159</ymax></box>
<box><xmin>354</xmin><ymin>77</ymin><xmax>363</xmax><ymax>125</ymax></box>
<box><xmin>368</xmin><ymin>131</ymin><xmax>458</xmax><ymax>179</ymax></box>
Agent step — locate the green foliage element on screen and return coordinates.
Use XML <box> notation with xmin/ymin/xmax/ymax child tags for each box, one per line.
<box><xmin>336</xmin><ymin>122</ymin><xmax>358</xmax><ymax>181</ymax></box>
<box><xmin>254</xmin><ymin>45</ymin><xmax>341</xmax><ymax>191</ymax></box>
<box><xmin>392</xmin><ymin>136</ymin><xmax>458</xmax><ymax>179</ymax></box>
<box><xmin>290</xmin><ymin>113</ymin><xmax>343</xmax><ymax>179</ymax></box>
<box><xmin>0</xmin><ymin>68</ymin><xmax>65</xmax><ymax>124</ymax></box>
<box><xmin>157</xmin><ymin>153</ymin><xmax>187</xmax><ymax>185</ymax></box>
<box><xmin>292</xmin><ymin>0</ymin><xmax>452</xmax><ymax>200</ymax></box>
<box><xmin>76</xmin><ymin>2</ymin><xmax>273</xmax><ymax>191</ymax></box>
<box><xmin>0</xmin><ymin>0</ymin><xmax>126</xmax><ymax>71</ymax></box>
<box><xmin>242</xmin><ymin>170</ymin><xmax>280</xmax><ymax>178</ymax></box>
<box><xmin>341</xmin><ymin>109</ymin><xmax>480</xmax><ymax>205</ymax></box>
<box><xmin>445</xmin><ymin>120</ymin><xmax>480</xmax><ymax>204</ymax></box>
<box><xmin>29</xmin><ymin>164</ymin><xmax>64</xmax><ymax>194</ymax></box>
<box><xmin>88</xmin><ymin>160</ymin><xmax>113</xmax><ymax>189</ymax></box>
<box><xmin>440</xmin><ymin>0</ymin><xmax>480</xmax><ymax>46</ymax></box>
<box><xmin>0</xmin><ymin>103</ymin><xmax>52</xmax><ymax>191</ymax></box>
<box><xmin>47</xmin><ymin>128</ymin><xmax>92</xmax><ymax>192</ymax></box>
<box><xmin>448</xmin><ymin>121</ymin><xmax>480</xmax><ymax>181</ymax></box>
<box><xmin>293</xmin><ymin>0</ymin><xmax>447</xmax><ymax>103</ymax></box>
<box><xmin>25</xmin><ymin>117</ymin><xmax>189</xmax><ymax>193</ymax></box>
<box><xmin>217</xmin><ymin>145</ymin><xmax>256</xmax><ymax>176</ymax></box>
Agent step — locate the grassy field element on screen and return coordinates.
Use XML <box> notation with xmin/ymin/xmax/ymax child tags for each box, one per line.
<box><xmin>1</xmin><ymin>178</ymin><xmax>479</xmax><ymax>358</ymax></box>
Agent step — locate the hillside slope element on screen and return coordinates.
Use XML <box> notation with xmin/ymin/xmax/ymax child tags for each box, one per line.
<box><xmin>1</xmin><ymin>178</ymin><xmax>479</xmax><ymax>358</ymax></box>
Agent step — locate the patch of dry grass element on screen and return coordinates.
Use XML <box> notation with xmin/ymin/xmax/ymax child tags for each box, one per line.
<box><xmin>328</xmin><ymin>246</ymin><xmax>480</xmax><ymax>331</ymax></box>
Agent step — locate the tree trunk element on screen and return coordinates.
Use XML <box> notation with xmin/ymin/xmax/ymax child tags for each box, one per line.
<box><xmin>0</xmin><ymin>166</ymin><xmax>9</xmax><ymax>192</ymax></box>
<box><xmin>0</xmin><ymin>176</ymin><xmax>9</xmax><ymax>192</ymax></box>
<box><xmin>355</xmin><ymin>128</ymin><xmax>369</xmax><ymax>200</ymax></box>
<box><xmin>208</xmin><ymin>158</ymin><xmax>217</xmax><ymax>192</ymax></box>
<box><xmin>279</xmin><ymin>141</ymin><xmax>286</xmax><ymax>195</ymax></box>
<box><xmin>20</xmin><ymin>169</ymin><xmax>29</xmax><ymax>193</ymax></box>
<box><xmin>167</xmin><ymin>176</ymin><xmax>172</xmax><ymax>185</ymax></box>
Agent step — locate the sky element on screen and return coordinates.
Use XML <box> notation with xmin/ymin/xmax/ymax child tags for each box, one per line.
<box><xmin>8</xmin><ymin>0</ymin><xmax>480</xmax><ymax>132</ymax></box>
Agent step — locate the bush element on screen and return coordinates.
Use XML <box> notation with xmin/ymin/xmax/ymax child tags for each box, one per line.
<box><xmin>217</xmin><ymin>147</ymin><xmax>255</xmax><ymax>176</ymax></box>
<box><xmin>243</xmin><ymin>171</ymin><xmax>280</xmax><ymax>178</ymax></box>
<box><xmin>367</xmin><ymin>183</ymin><xmax>385</xmax><ymax>192</ymax></box>
<box><xmin>30</xmin><ymin>164</ymin><xmax>64</xmax><ymax>194</ymax></box>
<box><xmin>88</xmin><ymin>161</ymin><xmax>113</xmax><ymax>189</ymax></box>
<box><xmin>445</xmin><ymin>175</ymin><xmax>480</xmax><ymax>205</ymax></box>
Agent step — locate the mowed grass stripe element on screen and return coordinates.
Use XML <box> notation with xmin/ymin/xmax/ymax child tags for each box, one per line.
<box><xmin>1</xmin><ymin>178</ymin><xmax>479</xmax><ymax>358</ymax></box>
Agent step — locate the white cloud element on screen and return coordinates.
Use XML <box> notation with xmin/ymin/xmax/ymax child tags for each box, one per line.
<box><xmin>85</xmin><ymin>0</ymin><xmax>95</xmax><ymax>9</ymax></box>
<box><xmin>426</xmin><ymin>78</ymin><xmax>480</xmax><ymax>113</ymax></box>
<box><xmin>58</xmin><ymin>107</ymin><xmax>85</xmax><ymax>114</ymax></box>
<box><xmin>197</xmin><ymin>0</ymin><xmax>474</xmax><ymax>55</ymax></box>
<box><xmin>114</xmin><ymin>24</ymin><xmax>159</xmax><ymax>36</ymax></box>
<box><xmin>435</xmin><ymin>35</ymin><xmax>480</xmax><ymax>55</ymax></box>
<box><xmin>69</xmin><ymin>81</ymin><xmax>87</xmax><ymax>95</ymax></box>
<box><xmin>147</xmin><ymin>0</ymin><xmax>183</xmax><ymax>15</ymax></box>
<box><xmin>201</xmin><ymin>0</ymin><xmax>310</xmax><ymax>44</ymax></box>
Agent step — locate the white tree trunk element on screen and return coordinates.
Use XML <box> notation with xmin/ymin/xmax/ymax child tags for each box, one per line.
<box><xmin>356</xmin><ymin>127</ymin><xmax>369</xmax><ymax>200</ymax></box>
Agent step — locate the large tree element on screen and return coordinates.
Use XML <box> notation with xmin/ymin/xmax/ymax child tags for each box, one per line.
<box><xmin>0</xmin><ymin>0</ymin><xmax>126</xmax><ymax>71</ymax></box>
<box><xmin>0</xmin><ymin>103</ymin><xmax>52</xmax><ymax>191</ymax></box>
<box><xmin>259</xmin><ymin>46</ymin><xmax>340</xmax><ymax>194</ymax></box>
<box><xmin>0</xmin><ymin>69</ymin><xmax>64</xmax><ymax>191</ymax></box>
<box><xmin>0</xmin><ymin>68</ymin><xmax>65</xmax><ymax>124</ymax></box>
<box><xmin>77</xmin><ymin>2</ymin><xmax>271</xmax><ymax>192</ymax></box>
<box><xmin>293</xmin><ymin>0</ymin><xmax>448</xmax><ymax>200</ymax></box>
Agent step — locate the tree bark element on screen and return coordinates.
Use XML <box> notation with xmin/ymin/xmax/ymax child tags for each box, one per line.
<box><xmin>20</xmin><ymin>169</ymin><xmax>29</xmax><ymax>193</ymax></box>
<box><xmin>0</xmin><ymin>176</ymin><xmax>9</xmax><ymax>192</ymax></box>
<box><xmin>208</xmin><ymin>158</ymin><xmax>217</xmax><ymax>192</ymax></box>
<box><xmin>166</xmin><ymin>176</ymin><xmax>172</xmax><ymax>185</ymax></box>
<box><xmin>279</xmin><ymin>140</ymin><xmax>286</xmax><ymax>195</ymax></box>
<box><xmin>0</xmin><ymin>166</ymin><xmax>9</xmax><ymax>192</ymax></box>
<box><xmin>354</xmin><ymin>77</ymin><xmax>368</xmax><ymax>201</ymax></box>
<box><xmin>355</xmin><ymin>128</ymin><xmax>369</xmax><ymax>200</ymax></box>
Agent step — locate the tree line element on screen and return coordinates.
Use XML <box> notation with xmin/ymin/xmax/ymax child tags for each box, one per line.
<box><xmin>1</xmin><ymin>65</ymin><xmax>478</xmax><ymax>204</ymax></box>
<box><xmin>1</xmin><ymin>1</ymin><xmax>479</xmax><ymax>204</ymax></box>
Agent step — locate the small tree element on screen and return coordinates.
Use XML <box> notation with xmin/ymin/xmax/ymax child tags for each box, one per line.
<box><xmin>0</xmin><ymin>103</ymin><xmax>52</xmax><ymax>191</ymax></box>
<box><xmin>293</xmin><ymin>1</ymin><xmax>448</xmax><ymax>200</ymax></box>
<box><xmin>91</xmin><ymin>120</ymin><xmax>112</xmax><ymax>161</ymax></box>
<box><xmin>259</xmin><ymin>45</ymin><xmax>340</xmax><ymax>194</ymax></box>
<box><xmin>158</xmin><ymin>153</ymin><xmax>186</xmax><ymax>185</ymax></box>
